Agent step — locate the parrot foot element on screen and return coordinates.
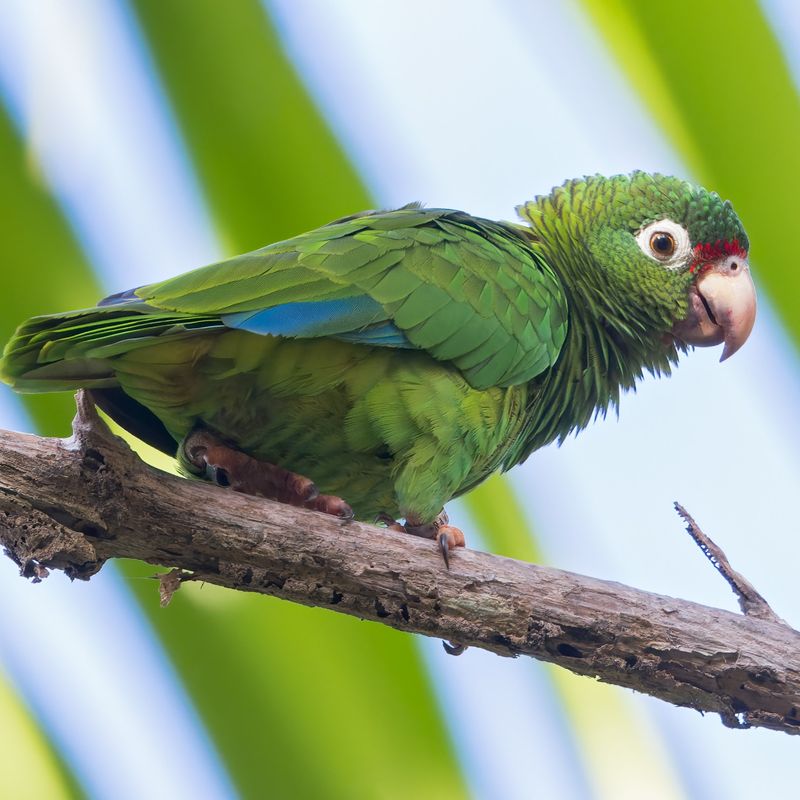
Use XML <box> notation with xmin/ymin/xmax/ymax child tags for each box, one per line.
<box><xmin>183</xmin><ymin>428</ymin><xmax>354</xmax><ymax>519</ymax></box>
<box><xmin>375</xmin><ymin>510</ymin><xmax>465</xmax><ymax>568</ymax></box>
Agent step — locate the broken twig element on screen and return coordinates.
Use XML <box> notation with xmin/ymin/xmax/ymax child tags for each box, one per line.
<box><xmin>674</xmin><ymin>502</ymin><xmax>783</xmax><ymax>624</ymax></box>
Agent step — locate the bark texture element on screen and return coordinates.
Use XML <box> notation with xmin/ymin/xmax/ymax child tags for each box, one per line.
<box><xmin>1</xmin><ymin>393</ymin><xmax>798</xmax><ymax>735</ymax></box>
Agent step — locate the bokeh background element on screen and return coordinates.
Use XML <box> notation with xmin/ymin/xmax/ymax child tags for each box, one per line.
<box><xmin>1</xmin><ymin>1</ymin><xmax>799</xmax><ymax>798</ymax></box>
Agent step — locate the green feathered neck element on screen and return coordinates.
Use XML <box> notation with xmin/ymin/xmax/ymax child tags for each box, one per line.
<box><xmin>504</xmin><ymin>176</ymin><xmax>686</xmax><ymax>465</ymax></box>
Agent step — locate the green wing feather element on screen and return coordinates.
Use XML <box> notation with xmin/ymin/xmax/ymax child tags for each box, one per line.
<box><xmin>136</xmin><ymin>208</ymin><xmax>568</xmax><ymax>389</ymax></box>
<box><xmin>3</xmin><ymin>207</ymin><xmax>568</xmax><ymax>393</ymax></box>
<box><xmin>1</xmin><ymin>305</ymin><xmax>223</xmax><ymax>391</ymax></box>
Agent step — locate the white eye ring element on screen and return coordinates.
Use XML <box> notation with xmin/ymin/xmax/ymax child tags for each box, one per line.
<box><xmin>635</xmin><ymin>219</ymin><xmax>691</xmax><ymax>269</ymax></box>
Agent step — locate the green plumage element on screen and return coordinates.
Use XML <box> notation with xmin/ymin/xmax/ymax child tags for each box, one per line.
<box><xmin>1</xmin><ymin>172</ymin><xmax>748</xmax><ymax>524</ymax></box>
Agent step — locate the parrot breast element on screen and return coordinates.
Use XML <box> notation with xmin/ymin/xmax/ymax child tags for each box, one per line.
<box><xmin>111</xmin><ymin>328</ymin><xmax>528</xmax><ymax>522</ymax></box>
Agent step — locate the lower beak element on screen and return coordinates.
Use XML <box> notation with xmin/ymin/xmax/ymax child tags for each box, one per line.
<box><xmin>672</xmin><ymin>256</ymin><xmax>757</xmax><ymax>361</ymax></box>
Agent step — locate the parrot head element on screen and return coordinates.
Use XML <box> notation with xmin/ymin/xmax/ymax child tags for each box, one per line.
<box><xmin>519</xmin><ymin>171</ymin><xmax>756</xmax><ymax>363</ymax></box>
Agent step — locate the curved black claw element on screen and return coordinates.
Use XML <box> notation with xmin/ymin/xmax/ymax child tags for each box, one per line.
<box><xmin>439</xmin><ymin>533</ymin><xmax>450</xmax><ymax>569</ymax></box>
<box><xmin>442</xmin><ymin>640</ymin><xmax>467</xmax><ymax>656</ymax></box>
<box><xmin>205</xmin><ymin>463</ymin><xmax>230</xmax><ymax>487</ymax></box>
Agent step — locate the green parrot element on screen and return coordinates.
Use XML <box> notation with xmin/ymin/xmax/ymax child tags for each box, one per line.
<box><xmin>0</xmin><ymin>172</ymin><xmax>756</xmax><ymax>564</ymax></box>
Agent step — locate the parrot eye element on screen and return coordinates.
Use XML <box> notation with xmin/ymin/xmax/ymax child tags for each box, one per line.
<box><xmin>649</xmin><ymin>232</ymin><xmax>675</xmax><ymax>257</ymax></box>
<box><xmin>635</xmin><ymin>219</ymin><xmax>691</xmax><ymax>269</ymax></box>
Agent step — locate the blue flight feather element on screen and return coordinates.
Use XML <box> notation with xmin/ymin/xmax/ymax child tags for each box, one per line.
<box><xmin>336</xmin><ymin>321</ymin><xmax>410</xmax><ymax>347</ymax></box>
<box><xmin>221</xmin><ymin>296</ymin><xmax>412</xmax><ymax>347</ymax></box>
<box><xmin>98</xmin><ymin>287</ymin><xmax>143</xmax><ymax>307</ymax></box>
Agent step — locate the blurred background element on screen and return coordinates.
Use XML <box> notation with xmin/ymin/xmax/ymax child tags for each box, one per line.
<box><xmin>1</xmin><ymin>1</ymin><xmax>798</xmax><ymax>798</ymax></box>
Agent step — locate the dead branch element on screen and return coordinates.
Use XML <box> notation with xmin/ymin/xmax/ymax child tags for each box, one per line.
<box><xmin>0</xmin><ymin>392</ymin><xmax>798</xmax><ymax>735</ymax></box>
<box><xmin>674</xmin><ymin>502</ymin><xmax>783</xmax><ymax>624</ymax></box>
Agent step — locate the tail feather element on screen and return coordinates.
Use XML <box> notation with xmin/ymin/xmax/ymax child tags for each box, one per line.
<box><xmin>1</xmin><ymin>302</ymin><xmax>223</xmax><ymax>392</ymax></box>
<box><xmin>89</xmin><ymin>387</ymin><xmax>177</xmax><ymax>455</ymax></box>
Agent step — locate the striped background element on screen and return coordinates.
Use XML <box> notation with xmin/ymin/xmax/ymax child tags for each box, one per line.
<box><xmin>0</xmin><ymin>2</ymin><xmax>798</xmax><ymax>797</ymax></box>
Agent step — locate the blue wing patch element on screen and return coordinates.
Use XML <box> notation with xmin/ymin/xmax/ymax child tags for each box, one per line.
<box><xmin>335</xmin><ymin>320</ymin><xmax>410</xmax><ymax>346</ymax></box>
<box><xmin>97</xmin><ymin>287</ymin><xmax>142</xmax><ymax>307</ymax></box>
<box><xmin>221</xmin><ymin>296</ymin><xmax>412</xmax><ymax>348</ymax></box>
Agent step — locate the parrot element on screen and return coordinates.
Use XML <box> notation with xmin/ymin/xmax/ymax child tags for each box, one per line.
<box><xmin>0</xmin><ymin>172</ymin><xmax>756</xmax><ymax>566</ymax></box>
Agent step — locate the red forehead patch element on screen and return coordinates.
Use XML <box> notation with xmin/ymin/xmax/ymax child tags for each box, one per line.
<box><xmin>690</xmin><ymin>239</ymin><xmax>747</xmax><ymax>273</ymax></box>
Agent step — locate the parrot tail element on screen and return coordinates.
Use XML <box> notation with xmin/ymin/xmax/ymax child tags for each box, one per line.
<box><xmin>0</xmin><ymin>302</ymin><xmax>223</xmax><ymax>392</ymax></box>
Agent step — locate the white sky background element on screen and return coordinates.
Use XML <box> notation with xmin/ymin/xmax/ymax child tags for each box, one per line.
<box><xmin>0</xmin><ymin>0</ymin><xmax>798</xmax><ymax>797</ymax></box>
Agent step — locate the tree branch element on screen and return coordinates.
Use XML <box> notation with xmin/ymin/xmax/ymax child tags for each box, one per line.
<box><xmin>1</xmin><ymin>392</ymin><xmax>798</xmax><ymax>735</ymax></box>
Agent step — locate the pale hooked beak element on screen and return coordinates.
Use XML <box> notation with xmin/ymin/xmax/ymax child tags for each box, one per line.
<box><xmin>672</xmin><ymin>255</ymin><xmax>757</xmax><ymax>361</ymax></box>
